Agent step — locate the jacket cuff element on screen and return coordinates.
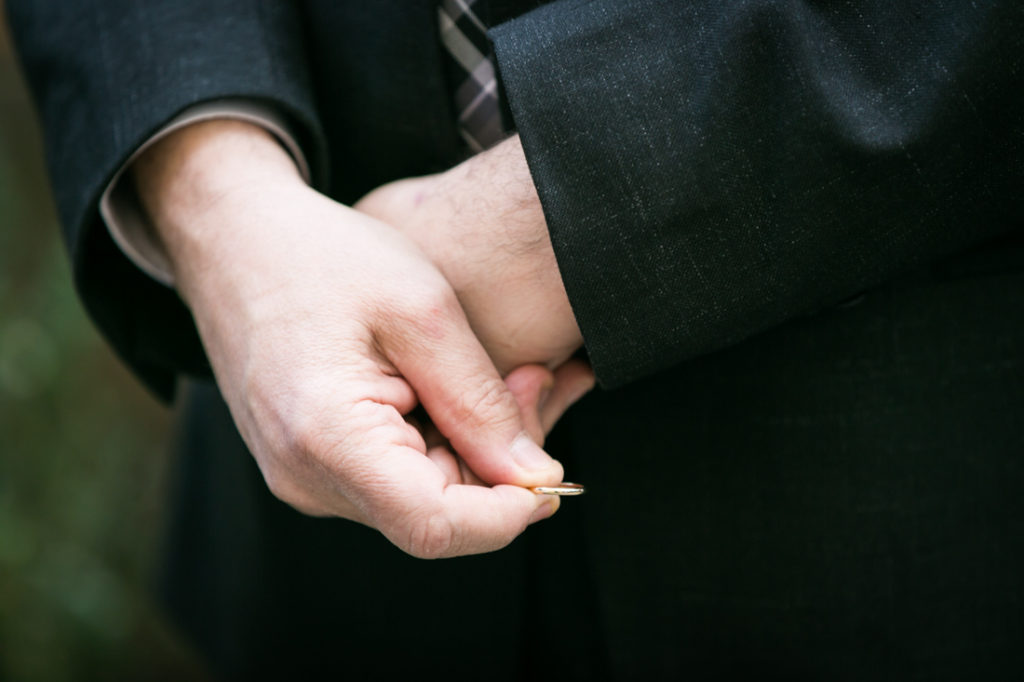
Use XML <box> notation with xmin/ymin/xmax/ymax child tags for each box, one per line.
<box><xmin>490</xmin><ymin>4</ymin><xmax>670</xmax><ymax>388</ymax></box>
<box><xmin>491</xmin><ymin>1</ymin><xmax>1024</xmax><ymax>389</ymax></box>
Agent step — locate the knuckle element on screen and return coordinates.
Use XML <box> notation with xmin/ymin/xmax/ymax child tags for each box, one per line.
<box><xmin>258</xmin><ymin>407</ymin><xmax>345</xmax><ymax>515</ymax></box>
<box><xmin>388</xmin><ymin>285</ymin><xmax>461</xmax><ymax>340</ymax></box>
<box><xmin>447</xmin><ymin>375</ymin><xmax>518</xmax><ymax>430</ymax></box>
<box><xmin>262</xmin><ymin>468</ymin><xmax>308</xmax><ymax>510</ymax></box>
<box><xmin>287</xmin><ymin>411</ymin><xmax>326</xmax><ymax>459</ymax></box>
<box><xmin>402</xmin><ymin>511</ymin><xmax>456</xmax><ymax>560</ymax></box>
<box><xmin>286</xmin><ymin>401</ymin><xmax>344</xmax><ymax>462</ymax></box>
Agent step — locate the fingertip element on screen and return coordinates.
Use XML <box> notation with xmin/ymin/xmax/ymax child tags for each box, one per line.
<box><xmin>528</xmin><ymin>496</ymin><xmax>560</xmax><ymax>525</ymax></box>
<box><xmin>558</xmin><ymin>359</ymin><xmax>596</xmax><ymax>401</ymax></box>
<box><xmin>539</xmin><ymin>361</ymin><xmax>597</xmax><ymax>436</ymax></box>
<box><xmin>509</xmin><ymin>432</ymin><xmax>564</xmax><ymax>482</ymax></box>
<box><xmin>433</xmin><ymin>483</ymin><xmax>552</xmax><ymax>556</ymax></box>
<box><xmin>504</xmin><ymin>364</ymin><xmax>555</xmax><ymax>397</ymax></box>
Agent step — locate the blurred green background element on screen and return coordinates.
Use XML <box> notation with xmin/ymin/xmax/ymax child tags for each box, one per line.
<box><xmin>0</xmin><ymin>13</ymin><xmax>210</xmax><ymax>681</ymax></box>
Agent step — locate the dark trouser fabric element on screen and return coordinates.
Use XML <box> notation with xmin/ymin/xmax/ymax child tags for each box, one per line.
<box><xmin>160</xmin><ymin>258</ymin><xmax>1024</xmax><ymax>681</ymax></box>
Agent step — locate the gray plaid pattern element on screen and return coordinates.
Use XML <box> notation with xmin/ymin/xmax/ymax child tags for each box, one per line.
<box><xmin>439</xmin><ymin>0</ymin><xmax>505</xmax><ymax>151</ymax></box>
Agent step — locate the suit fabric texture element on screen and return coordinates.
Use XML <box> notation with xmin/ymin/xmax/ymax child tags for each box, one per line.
<box><xmin>8</xmin><ymin>0</ymin><xmax>1024</xmax><ymax>679</ymax></box>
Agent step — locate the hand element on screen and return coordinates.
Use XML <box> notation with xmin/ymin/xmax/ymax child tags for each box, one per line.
<box><xmin>131</xmin><ymin>121</ymin><xmax>590</xmax><ymax>558</ymax></box>
<box><xmin>355</xmin><ymin>135</ymin><xmax>584</xmax><ymax>374</ymax></box>
<box><xmin>419</xmin><ymin>359</ymin><xmax>596</xmax><ymax>486</ymax></box>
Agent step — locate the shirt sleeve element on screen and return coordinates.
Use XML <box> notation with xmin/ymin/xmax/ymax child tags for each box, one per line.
<box><xmin>99</xmin><ymin>100</ymin><xmax>312</xmax><ymax>287</ymax></box>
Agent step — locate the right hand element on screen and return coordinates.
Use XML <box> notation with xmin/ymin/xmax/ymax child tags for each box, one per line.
<box><xmin>355</xmin><ymin>135</ymin><xmax>583</xmax><ymax>375</ymax></box>
<box><xmin>132</xmin><ymin>120</ymin><xmax>591</xmax><ymax>558</ymax></box>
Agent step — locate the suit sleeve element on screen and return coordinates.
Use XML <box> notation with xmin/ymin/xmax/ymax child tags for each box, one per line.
<box><xmin>490</xmin><ymin>0</ymin><xmax>1024</xmax><ymax>388</ymax></box>
<box><xmin>6</xmin><ymin>0</ymin><xmax>327</xmax><ymax>400</ymax></box>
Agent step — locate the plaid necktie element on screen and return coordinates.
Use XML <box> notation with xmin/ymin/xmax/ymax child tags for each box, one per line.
<box><xmin>438</xmin><ymin>0</ymin><xmax>507</xmax><ymax>151</ymax></box>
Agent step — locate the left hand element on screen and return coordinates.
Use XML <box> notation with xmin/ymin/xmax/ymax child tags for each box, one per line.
<box><xmin>355</xmin><ymin>135</ymin><xmax>584</xmax><ymax>375</ymax></box>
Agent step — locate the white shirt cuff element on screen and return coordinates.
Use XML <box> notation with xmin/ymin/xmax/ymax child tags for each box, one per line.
<box><xmin>99</xmin><ymin>100</ymin><xmax>311</xmax><ymax>287</ymax></box>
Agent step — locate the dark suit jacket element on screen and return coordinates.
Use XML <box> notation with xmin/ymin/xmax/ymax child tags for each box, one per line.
<box><xmin>8</xmin><ymin>1</ymin><xmax>1024</xmax><ymax>679</ymax></box>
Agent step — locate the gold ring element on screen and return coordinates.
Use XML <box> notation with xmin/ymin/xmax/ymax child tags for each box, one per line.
<box><xmin>530</xmin><ymin>482</ymin><xmax>585</xmax><ymax>496</ymax></box>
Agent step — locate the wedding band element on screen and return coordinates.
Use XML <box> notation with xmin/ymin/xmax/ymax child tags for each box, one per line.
<box><xmin>530</xmin><ymin>482</ymin><xmax>585</xmax><ymax>496</ymax></box>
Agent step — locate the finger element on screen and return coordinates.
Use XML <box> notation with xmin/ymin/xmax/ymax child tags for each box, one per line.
<box><xmin>504</xmin><ymin>364</ymin><xmax>556</xmax><ymax>444</ymax></box>
<box><xmin>266</xmin><ymin>469</ymin><xmax>370</xmax><ymax>524</ymax></box>
<box><xmin>290</xmin><ymin>495</ymin><xmax>367</xmax><ymax>523</ymax></box>
<box><xmin>421</xmin><ymin>421</ymin><xmax>488</xmax><ymax>485</ymax></box>
<box><xmin>273</xmin><ymin>396</ymin><xmax>426</xmax><ymax>525</ymax></box>
<box><xmin>375</xmin><ymin>471</ymin><xmax>560</xmax><ymax>558</ymax></box>
<box><xmin>320</xmin><ymin>400</ymin><xmax>557</xmax><ymax>558</ymax></box>
<box><xmin>424</xmin><ymin>444</ymin><xmax>462</xmax><ymax>483</ymax></box>
<box><xmin>539</xmin><ymin>359</ymin><xmax>596</xmax><ymax>436</ymax></box>
<box><xmin>420</xmin><ymin>420</ymin><xmax>450</xmax><ymax>450</ymax></box>
<box><xmin>384</xmin><ymin>297</ymin><xmax>563</xmax><ymax>488</ymax></box>
<box><xmin>435</xmin><ymin>484</ymin><xmax>561</xmax><ymax>556</ymax></box>
<box><xmin>424</xmin><ymin>444</ymin><xmax>487</xmax><ymax>486</ymax></box>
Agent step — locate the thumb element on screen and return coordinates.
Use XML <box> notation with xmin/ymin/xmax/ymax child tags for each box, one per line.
<box><xmin>538</xmin><ymin>359</ymin><xmax>595</xmax><ymax>436</ymax></box>
<box><xmin>385</xmin><ymin>301</ymin><xmax>563</xmax><ymax>488</ymax></box>
<box><xmin>503</xmin><ymin>364</ymin><xmax>555</xmax><ymax>445</ymax></box>
<box><xmin>504</xmin><ymin>360</ymin><xmax>596</xmax><ymax>445</ymax></box>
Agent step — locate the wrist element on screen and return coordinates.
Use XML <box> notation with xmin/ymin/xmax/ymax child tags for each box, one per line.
<box><xmin>441</xmin><ymin>135</ymin><xmax>542</xmax><ymax>223</ymax></box>
<box><xmin>130</xmin><ymin>119</ymin><xmax>305</xmax><ymax>287</ymax></box>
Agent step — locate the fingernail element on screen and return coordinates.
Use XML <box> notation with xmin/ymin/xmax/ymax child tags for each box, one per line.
<box><xmin>510</xmin><ymin>432</ymin><xmax>556</xmax><ymax>471</ymax></box>
<box><xmin>529</xmin><ymin>499</ymin><xmax>558</xmax><ymax>524</ymax></box>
